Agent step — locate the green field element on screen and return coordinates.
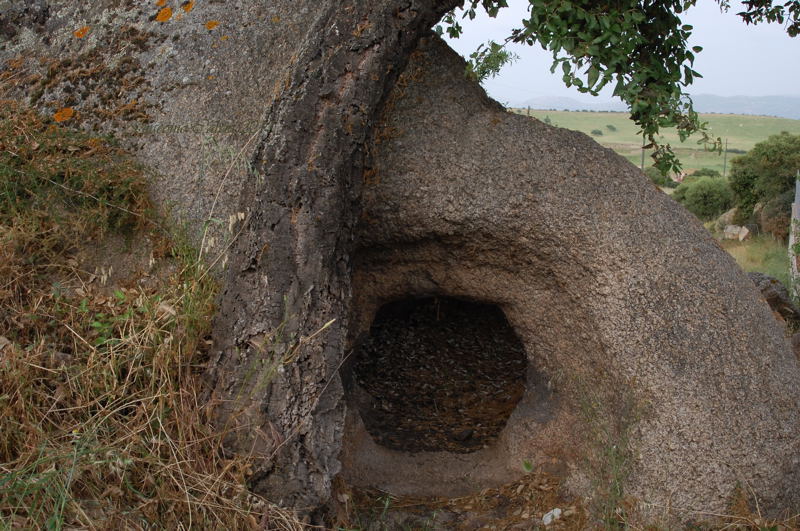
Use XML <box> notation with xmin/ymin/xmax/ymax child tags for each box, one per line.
<box><xmin>510</xmin><ymin>109</ymin><xmax>800</xmax><ymax>174</ymax></box>
<box><xmin>721</xmin><ymin>235</ymin><xmax>792</xmax><ymax>290</ymax></box>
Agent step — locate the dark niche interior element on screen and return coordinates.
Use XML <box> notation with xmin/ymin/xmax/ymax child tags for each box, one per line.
<box><xmin>349</xmin><ymin>296</ymin><xmax>528</xmax><ymax>453</ymax></box>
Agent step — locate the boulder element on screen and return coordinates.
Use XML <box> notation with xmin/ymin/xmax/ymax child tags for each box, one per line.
<box><xmin>3</xmin><ymin>8</ymin><xmax>800</xmax><ymax>524</ymax></box>
<box><xmin>723</xmin><ymin>224</ymin><xmax>751</xmax><ymax>241</ymax></box>
<box><xmin>749</xmin><ymin>272</ymin><xmax>800</xmax><ymax>330</ymax></box>
<box><xmin>0</xmin><ymin>0</ymin><xmax>307</xmax><ymax>263</ymax></box>
<box><xmin>340</xmin><ymin>36</ymin><xmax>800</xmax><ymax>522</ymax></box>
<box><xmin>792</xmin><ymin>333</ymin><xmax>800</xmax><ymax>359</ymax></box>
<box><xmin>714</xmin><ymin>206</ymin><xmax>738</xmax><ymax>232</ymax></box>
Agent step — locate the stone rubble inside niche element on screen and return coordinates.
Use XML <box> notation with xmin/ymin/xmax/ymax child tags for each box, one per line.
<box><xmin>351</xmin><ymin>297</ymin><xmax>527</xmax><ymax>453</ymax></box>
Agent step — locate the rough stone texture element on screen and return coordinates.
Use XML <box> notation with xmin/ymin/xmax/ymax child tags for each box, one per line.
<box><xmin>3</xmin><ymin>5</ymin><xmax>800</xmax><ymax>524</ymax></box>
<box><xmin>749</xmin><ymin>272</ymin><xmax>800</xmax><ymax>331</ymax></box>
<box><xmin>1</xmin><ymin>0</ymin><xmax>313</xmax><ymax>260</ymax></box>
<box><xmin>714</xmin><ymin>207</ymin><xmax>738</xmax><ymax>232</ymax></box>
<box><xmin>339</xmin><ymin>35</ymin><xmax>800</xmax><ymax>521</ymax></box>
<box><xmin>2</xmin><ymin>0</ymin><xmax>462</xmax><ymax>515</ymax></box>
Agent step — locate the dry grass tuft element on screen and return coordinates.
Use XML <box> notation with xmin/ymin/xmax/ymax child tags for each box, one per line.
<box><xmin>0</xmin><ymin>98</ymin><xmax>304</xmax><ymax>530</ymax></box>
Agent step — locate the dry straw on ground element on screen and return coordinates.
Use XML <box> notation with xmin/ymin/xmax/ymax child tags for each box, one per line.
<box><xmin>0</xmin><ymin>96</ymin><xmax>302</xmax><ymax>530</ymax></box>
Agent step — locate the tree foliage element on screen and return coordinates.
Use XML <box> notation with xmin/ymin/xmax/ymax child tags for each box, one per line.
<box><xmin>443</xmin><ymin>0</ymin><xmax>798</xmax><ymax>173</ymax></box>
<box><xmin>729</xmin><ymin>131</ymin><xmax>800</xmax><ymax>218</ymax></box>
<box><xmin>734</xmin><ymin>0</ymin><xmax>800</xmax><ymax>36</ymax></box>
<box><xmin>674</xmin><ymin>176</ymin><xmax>734</xmax><ymax>220</ymax></box>
<box><xmin>645</xmin><ymin>166</ymin><xmax>678</xmax><ymax>188</ymax></box>
<box><xmin>464</xmin><ymin>40</ymin><xmax>519</xmax><ymax>82</ymax></box>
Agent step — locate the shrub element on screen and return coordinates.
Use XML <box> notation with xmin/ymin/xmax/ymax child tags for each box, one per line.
<box><xmin>729</xmin><ymin>162</ymin><xmax>760</xmax><ymax>216</ymax></box>
<box><xmin>591</xmin><ymin>129</ymin><xmax>603</xmax><ymax>136</ymax></box>
<box><xmin>759</xmin><ymin>189</ymin><xmax>793</xmax><ymax>239</ymax></box>
<box><xmin>730</xmin><ymin>131</ymin><xmax>800</xmax><ymax>220</ymax></box>
<box><xmin>606</xmin><ymin>124</ymin><xmax>617</xmax><ymax>132</ymax></box>
<box><xmin>644</xmin><ymin>166</ymin><xmax>678</xmax><ymax>188</ymax></box>
<box><xmin>692</xmin><ymin>167</ymin><xmax>721</xmax><ymax>178</ymax></box>
<box><xmin>672</xmin><ymin>182</ymin><xmax>689</xmax><ymax>202</ymax></box>
<box><xmin>674</xmin><ymin>176</ymin><xmax>735</xmax><ymax>220</ymax></box>
<box><xmin>0</xmin><ymin>99</ymin><xmax>280</xmax><ymax>529</ymax></box>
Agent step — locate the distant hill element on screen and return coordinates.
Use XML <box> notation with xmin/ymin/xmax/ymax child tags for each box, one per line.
<box><xmin>518</xmin><ymin>96</ymin><xmax>627</xmax><ymax>113</ymax></box>
<box><xmin>517</xmin><ymin>94</ymin><xmax>800</xmax><ymax>120</ymax></box>
<box><xmin>690</xmin><ymin>94</ymin><xmax>800</xmax><ymax>120</ymax></box>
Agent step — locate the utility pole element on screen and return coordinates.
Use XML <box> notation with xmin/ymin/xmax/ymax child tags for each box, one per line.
<box><xmin>790</xmin><ymin>169</ymin><xmax>800</xmax><ymax>297</ymax></box>
<box><xmin>640</xmin><ymin>134</ymin><xmax>645</xmax><ymax>170</ymax></box>
<box><xmin>722</xmin><ymin>138</ymin><xmax>728</xmax><ymax>178</ymax></box>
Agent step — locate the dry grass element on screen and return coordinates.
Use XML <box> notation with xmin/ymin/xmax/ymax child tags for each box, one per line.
<box><xmin>0</xmin><ymin>99</ymin><xmax>304</xmax><ymax>530</ymax></box>
<box><xmin>336</xmin><ymin>472</ymin><xmax>588</xmax><ymax>531</ymax></box>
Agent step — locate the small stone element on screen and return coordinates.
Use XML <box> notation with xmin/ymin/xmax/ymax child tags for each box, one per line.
<box><xmin>723</xmin><ymin>224</ymin><xmax>743</xmax><ymax>239</ymax></box>
<box><xmin>542</xmin><ymin>508</ymin><xmax>562</xmax><ymax>526</ymax></box>
<box><xmin>452</xmin><ymin>428</ymin><xmax>473</xmax><ymax>441</ymax></box>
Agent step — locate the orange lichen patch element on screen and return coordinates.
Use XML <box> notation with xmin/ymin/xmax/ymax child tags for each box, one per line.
<box><xmin>207</xmin><ymin>75</ymin><xmax>215</xmax><ymax>80</ymax></box>
<box><xmin>73</xmin><ymin>26</ymin><xmax>90</xmax><ymax>39</ymax></box>
<box><xmin>271</xmin><ymin>15</ymin><xmax>281</xmax><ymax>23</ymax></box>
<box><xmin>204</xmin><ymin>20</ymin><xmax>219</xmax><ymax>30</ymax></box>
<box><xmin>156</xmin><ymin>7</ymin><xmax>173</xmax><ymax>22</ymax></box>
<box><xmin>220</xmin><ymin>35</ymin><xmax>229</xmax><ymax>41</ymax></box>
<box><xmin>6</xmin><ymin>57</ymin><xmax>25</xmax><ymax>70</ymax></box>
<box><xmin>53</xmin><ymin>107</ymin><xmax>75</xmax><ymax>123</ymax></box>
<box><xmin>182</xmin><ymin>1</ymin><xmax>195</xmax><ymax>12</ymax></box>
<box><xmin>156</xmin><ymin>0</ymin><xmax>167</xmax><ymax>6</ymax></box>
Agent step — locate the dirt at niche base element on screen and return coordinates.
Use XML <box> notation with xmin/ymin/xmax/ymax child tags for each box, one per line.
<box><xmin>351</xmin><ymin>297</ymin><xmax>527</xmax><ymax>453</ymax></box>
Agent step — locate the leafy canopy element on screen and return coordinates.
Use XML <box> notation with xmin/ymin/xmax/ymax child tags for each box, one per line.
<box><xmin>729</xmin><ymin>131</ymin><xmax>800</xmax><ymax>215</ymax></box>
<box><xmin>441</xmin><ymin>0</ymin><xmax>799</xmax><ymax>174</ymax></box>
<box><xmin>673</xmin><ymin>176</ymin><xmax>734</xmax><ymax>220</ymax></box>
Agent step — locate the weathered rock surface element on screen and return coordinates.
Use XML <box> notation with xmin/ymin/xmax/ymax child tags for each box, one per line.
<box><xmin>4</xmin><ymin>7</ymin><xmax>800</xmax><ymax>524</ymax></box>
<box><xmin>1</xmin><ymin>0</ymin><xmax>311</xmax><ymax>262</ymax></box>
<box><xmin>723</xmin><ymin>224</ymin><xmax>751</xmax><ymax>241</ymax></box>
<box><xmin>749</xmin><ymin>272</ymin><xmax>800</xmax><ymax>330</ymax></box>
<box><xmin>339</xmin><ymin>36</ymin><xmax>800</xmax><ymax>521</ymax></box>
<box><xmin>714</xmin><ymin>206</ymin><xmax>738</xmax><ymax>232</ymax></box>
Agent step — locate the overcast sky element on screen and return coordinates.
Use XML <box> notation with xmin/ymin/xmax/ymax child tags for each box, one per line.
<box><xmin>443</xmin><ymin>1</ymin><xmax>800</xmax><ymax>106</ymax></box>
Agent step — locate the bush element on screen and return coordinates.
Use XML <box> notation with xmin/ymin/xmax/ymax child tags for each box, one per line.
<box><xmin>681</xmin><ymin>168</ymin><xmax>721</xmax><ymax>186</ymax></box>
<box><xmin>590</xmin><ymin>129</ymin><xmax>603</xmax><ymax>136</ymax></box>
<box><xmin>644</xmin><ymin>166</ymin><xmax>678</xmax><ymax>188</ymax></box>
<box><xmin>729</xmin><ymin>162</ymin><xmax>760</xmax><ymax>216</ymax></box>
<box><xmin>730</xmin><ymin>131</ymin><xmax>800</xmax><ymax>220</ymax></box>
<box><xmin>674</xmin><ymin>176</ymin><xmax>735</xmax><ymax>220</ymax></box>
<box><xmin>606</xmin><ymin>124</ymin><xmax>617</xmax><ymax>132</ymax></box>
<box><xmin>692</xmin><ymin>167</ymin><xmax>721</xmax><ymax>178</ymax></box>
<box><xmin>760</xmin><ymin>190</ymin><xmax>793</xmax><ymax>239</ymax></box>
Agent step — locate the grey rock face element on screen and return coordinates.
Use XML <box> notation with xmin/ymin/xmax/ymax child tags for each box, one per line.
<box><xmin>749</xmin><ymin>272</ymin><xmax>800</xmax><ymax>330</ymax></box>
<box><xmin>1</xmin><ymin>0</ymin><xmax>311</xmax><ymax>263</ymax></box>
<box><xmin>3</xmin><ymin>6</ymin><xmax>800</xmax><ymax>522</ymax></box>
<box><xmin>341</xmin><ymin>35</ymin><xmax>800</xmax><ymax>521</ymax></box>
